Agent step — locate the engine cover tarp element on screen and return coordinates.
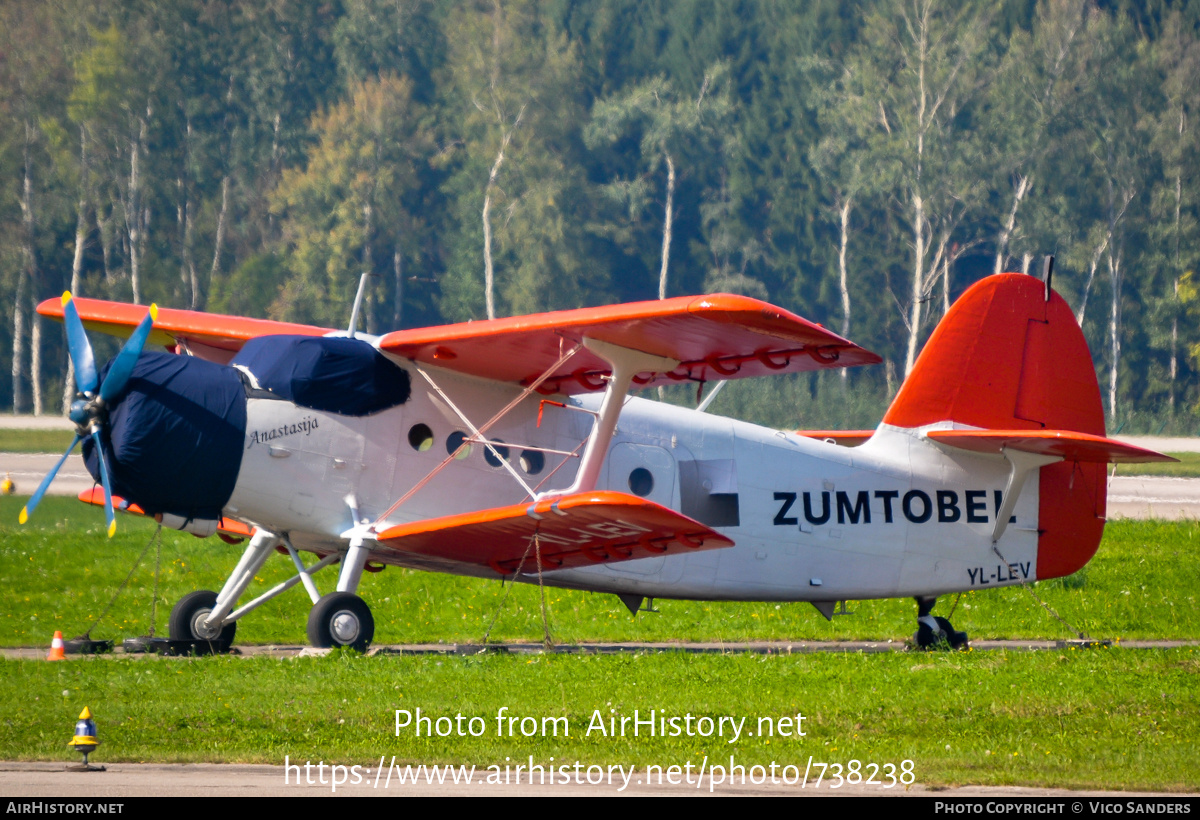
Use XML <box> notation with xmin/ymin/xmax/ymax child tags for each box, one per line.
<box><xmin>231</xmin><ymin>335</ymin><xmax>410</xmax><ymax>416</ymax></box>
<box><xmin>82</xmin><ymin>353</ymin><xmax>247</xmax><ymax>519</ymax></box>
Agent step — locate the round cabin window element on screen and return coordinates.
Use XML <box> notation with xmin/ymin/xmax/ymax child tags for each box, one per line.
<box><xmin>520</xmin><ymin>450</ymin><xmax>545</xmax><ymax>475</ymax></box>
<box><xmin>628</xmin><ymin>467</ymin><xmax>654</xmax><ymax>497</ymax></box>
<box><xmin>447</xmin><ymin>431</ymin><xmax>472</xmax><ymax>460</ymax></box>
<box><xmin>484</xmin><ymin>440</ymin><xmax>510</xmax><ymax>467</ymax></box>
<box><xmin>408</xmin><ymin>423</ymin><xmax>434</xmax><ymax>451</ymax></box>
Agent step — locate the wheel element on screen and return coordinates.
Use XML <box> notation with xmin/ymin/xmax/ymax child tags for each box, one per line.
<box><xmin>914</xmin><ymin>616</ymin><xmax>968</xmax><ymax>650</ymax></box>
<box><xmin>169</xmin><ymin>590</ymin><xmax>236</xmax><ymax>653</ymax></box>
<box><xmin>307</xmin><ymin>592</ymin><xmax>374</xmax><ymax>652</ymax></box>
<box><xmin>935</xmin><ymin>616</ymin><xmax>969</xmax><ymax>649</ymax></box>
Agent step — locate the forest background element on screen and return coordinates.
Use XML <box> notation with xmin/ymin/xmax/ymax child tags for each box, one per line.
<box><xmin>2</xmin><ymin>0</ymin><xmax>1198</xmax><ymax>432</ymax></box>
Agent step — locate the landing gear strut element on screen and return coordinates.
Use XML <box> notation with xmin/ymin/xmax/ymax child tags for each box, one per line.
<box><xmin>912</xmin><ymin>596</ymin><xmax>968</xmax><ymax>650</ymax></box>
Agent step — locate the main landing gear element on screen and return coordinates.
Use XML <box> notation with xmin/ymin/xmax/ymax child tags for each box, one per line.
<box><xmin>168</xmin><ymin>529</ymin><xmax>378</xmax><ymax>654</ymax></box>
<box><xmin>169</xmin><ymin>589</ymin><xmax>237</xmax><ymax>653</ymax></box>
<box><xmin>307</xmin><ymin>591</ymin><xmax>374</xmax><ymax>652</ymax></box>
<box><xmin>912</xmin><ymin>596</ymin><xmax>969</xmax><ymax>650</ymax></box>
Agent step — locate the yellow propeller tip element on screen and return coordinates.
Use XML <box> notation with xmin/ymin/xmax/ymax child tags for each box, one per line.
<box><xmin>107</xmin><ymin>520</ymin><xmax>117</xmax><ymax>538</ymax></box>
<box><xmin>18</xmin><ymin>508</ymin><xmax>28</xmax><ymax>524</ymax></box>
<box><xmin>149</xmin><ymin>304</ymin><xmax>158</xmax><ymax>322</ymax></box>
<box><xmin>61</xmin><ymin>292</ymin><xmax>72</xmax><ymax>306</ymax></box>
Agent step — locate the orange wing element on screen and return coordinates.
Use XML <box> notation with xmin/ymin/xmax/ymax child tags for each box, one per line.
<box><xmin>378</xmin><ymin>294</ymin><xmax>880</xmax><ymax>393</ymax></box>
<box><xmin>375</xmin><ymin>490</ymin><xmax>734</xmax><ymax>575</ymax></box>
<box><xmin>926</xmin><ymin>429</ymin><xmax>1175</xmax><ymax>464</ymax></box>
<box><xmin>39</xmin><ymin>297</ymin><xmax>332</xmax><ymax>364</ymax></box>
<box><xmin>77</xmin><ymin>487</ymin><xmax>256</xmax><ymax>542</ymax></box>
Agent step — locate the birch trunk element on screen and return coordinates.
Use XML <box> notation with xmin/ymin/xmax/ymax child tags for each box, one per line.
<box><xmin>64</xmin><ymin>175</ymin><xmax>88</xmax><ymax>412</ymax></box>
<box><xmin>393</xmin><ymin>247</ymin><xmax>404</xmax><ymax>329</ymax></box>
<box><xmin>17</xmin><ymin>126</ymin><xmax>37</xmax><ymax>414</ymax></box>
<box><xmin>658</xmin><ymin>153</ymin><xmax>676</xmax><ymax>300</ymax></box>
<box><xmin>11</xmin><ymin>267</ymin><xmax>26</xmax><ymax>414</ymax></box>
<box><xmin>838</xmin><ymin>197</ymin><xmax>852</xmax><ymax>387</ymax></box>
<box><xmin>362</xmin><ymin>200</ymin><xmax>375</xmax><ymax>335</ymax></box>
<box><xmin>1075</xmin><ymin>236</ymin><xmax>1108</xmax><ymax>326</ymax></box>
<box><xmin>905</xmin><ymin>191</ymin><xmax>925</xmax><ymax>376</ymax></box>
<box><xmin>208</xmin><ymin>175</ymin><xmax>229</xmax><ymax>307</ymax></box>
<box><xmin>994</xmin><ymin>174</ymin><xmax>1031</xmax><ymax>274</ymax></box>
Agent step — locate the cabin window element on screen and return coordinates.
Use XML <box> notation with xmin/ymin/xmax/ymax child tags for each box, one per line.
<box><xmin>484</xmin><ymin>440</ymin><xmax>510</xmax><ymax>467</ymax></box>
<box><xmin>447</xmin><ymin>431</ymin><xmax>472</xmax><ymax>459</ymax></box>
<box><xmin>520</xmin><ymin>450</ymin><xmax>545</xmax><ymax>475</ymax></box>
<box><xmin>408</xmin><ymin>424</ymin><xmax>434</xmax><ymax>451</ymax></box>
<box><xmin>628</xmin><ymin>467</ymin><xmax>654</xmax><ymax>497</ymax></box>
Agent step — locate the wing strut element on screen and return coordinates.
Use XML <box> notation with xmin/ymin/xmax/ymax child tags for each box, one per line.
<box><xmin>992</xmin><ymin>448</ymin><xmax>1061</xmax><ymax>543</ymax></box>
<box><xmin>553</xmin><ymin>338</ymin><xmax>678</xmax><ymax>497</ymax></box>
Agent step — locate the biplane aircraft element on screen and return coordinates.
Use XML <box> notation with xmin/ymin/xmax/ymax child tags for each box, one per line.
<box><xmin>21</xmin><ymin>266</ymin><xmax>1171</xmax><ymax>651</ymax></box>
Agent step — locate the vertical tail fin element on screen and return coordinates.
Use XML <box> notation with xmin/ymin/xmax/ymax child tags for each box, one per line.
<box><xmin>883</xmin><ymin>272</ymin><xmax>1104</xmax><ymax>435</ymax></box>
<box><xmin>883</xmin><ymin>273</ymin><xmax>1117</xmax><ymax>580</ymax></box>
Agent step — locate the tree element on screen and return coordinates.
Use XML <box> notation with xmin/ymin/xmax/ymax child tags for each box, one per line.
<box><xmin>839</xmin><ymin>0</ymin><xmax>993</xmax><ymax>376</ymax></box>
<box><xmin>272</xmin><ymin>75</ymin><xmax>432</xmax><ymax>331</ymax></box>
<box><xmin>585</xmin><ymin>63</ymin><xmax>732</xmax><ymax>301</ymax></box>
<box><xmin>439</xmin><ymin>0</ymin><xmax>595</xmax><ymax>321</ymax></box>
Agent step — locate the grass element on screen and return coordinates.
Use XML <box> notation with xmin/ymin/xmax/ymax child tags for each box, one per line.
<box><xmin>2</xmin><ymin>496</ymin><xmax>1199</xmax><ymax>646</ymax></box>
<box><xmin>0</xmin><ymin>429</ymin><xmax>76</xmax><ymax>453</ymax></box>
<box><xmin>0</xmin><ymin>649</ymin><xmax>1195</xmax><ymax>791</ymax></box>
<box><xmin>1</xmin><ymin>495</ymin><xmax>1197</xmax><ymax>791</ymax></box>
<box><xmin>1112</xmin><ymin>452</ymin><xmax>1200</xmax><ymax>477</ymax></box>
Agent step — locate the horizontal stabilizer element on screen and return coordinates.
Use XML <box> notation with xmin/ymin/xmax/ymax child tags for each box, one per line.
<box><xmin>77</xmin><ymin>487</ymin><xmax>256</xmax><ymax>541</ymax></box>
<box><xmin>40</xmin><ymin>297</ymin><xmax>332</xmax><ymax>364</ymax></box>
<box><xmin>375</xmin><ymin>490</ymin><xmax>734</xmax><ymax>575</ymax></box>
<box><xmin>378</xmin><ymin>294</ymin><xmax>880</xmax><ymax>394</ymax></box>
<box><xmin>925</xmin><ymin>429</ymin><xmax>1176</xmax><ymax>464</ymax></box>
<box><xmin>796</xmin><ymin>430</ymin><xmax>874</xmax><ymax>446</ymax></box>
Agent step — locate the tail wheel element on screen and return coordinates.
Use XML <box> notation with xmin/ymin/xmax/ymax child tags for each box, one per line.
<box><xmin>169</xmin><ymin>590</ymin><xmax>236</xmax><ymax>654</ymax></box>
<box><xmin>307</xmin><ymin>592</ymin><xmax>374</xmax><ymax>652</ymax></box>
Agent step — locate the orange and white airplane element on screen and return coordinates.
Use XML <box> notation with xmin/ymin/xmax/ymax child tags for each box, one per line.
<box><xmin>22</xmin><ymin>265</ymin><xmax>1170</xmax><ymax>651</ymax></box>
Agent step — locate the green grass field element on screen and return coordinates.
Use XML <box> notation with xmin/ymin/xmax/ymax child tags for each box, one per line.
<box><xmin>0</xmin><ymin>495</ymin><xmax>1197</xmax><ymax>791</ymax></box>
<box><xmin>1112</xmin><ymin>451</ymin><xmax>1200</xmax><ymax>477</ymax></box>
<box><xmin>2</xmin><ymin>496</ymin><xmax>1196</xmax><ymax>646</ymax></box>
<box><xmin>0</xmin><ymin>429</ymin><xmax>76</xmax><ymax>453</ymax></box>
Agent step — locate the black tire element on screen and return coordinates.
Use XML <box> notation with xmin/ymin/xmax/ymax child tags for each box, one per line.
<box><xmin>935</xmin><ymin>616</ymin><xmax>969</xmax><ymax>650</ymax></box>
<box><xmin>307</xmin><ymin>592</ymin><xmax>374</xmax><ymax>652</ymax></box>
<box><xmin>169</xmin><ymin>590</ymin><xmax>236</xmax><ymax>653</ymax></box>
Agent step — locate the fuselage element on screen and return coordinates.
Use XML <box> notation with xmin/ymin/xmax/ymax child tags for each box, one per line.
<box><xmin>224</xmin><ymin>355</ymin><xmax>1039</xmax><ymax>604</ymax></box>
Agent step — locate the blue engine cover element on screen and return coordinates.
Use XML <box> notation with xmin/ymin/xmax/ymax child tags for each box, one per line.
<box><xmin>82</xmin><ymin>353</ymin><xmax>247</xmax><ymax>520</ymax></box>
<box><xmin>231</xmin><ymin>335</ymin><xmax>410</xmax><ymax>416</ymax></box>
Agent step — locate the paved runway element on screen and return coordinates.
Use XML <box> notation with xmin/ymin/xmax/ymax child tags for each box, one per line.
<box><xmin>1</xmin><ymin>760</ymin><xmax>1191</xmax><ymax>797</ymax></box>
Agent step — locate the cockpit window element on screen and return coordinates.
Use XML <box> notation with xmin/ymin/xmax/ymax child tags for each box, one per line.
<box><xmin>231</xmin><ymin>335</ymin><xmax>411</xmax><ymax>416</ymax></box>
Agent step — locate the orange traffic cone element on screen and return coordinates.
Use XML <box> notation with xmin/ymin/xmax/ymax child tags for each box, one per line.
<box><xmin>47</xmin><ymin>631</ymin><xmax>67</xmax><ymax>661</ymax></box>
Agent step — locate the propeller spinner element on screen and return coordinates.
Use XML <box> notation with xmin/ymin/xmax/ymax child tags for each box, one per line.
<box><xmin>20</xmin><ymin>293</ymin><xmax>157</xmax><ymax>537</ymax></box>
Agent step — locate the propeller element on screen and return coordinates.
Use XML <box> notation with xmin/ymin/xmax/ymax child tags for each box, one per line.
<box><xmin>19</xmin><ymin>292</ymin><xmax>158</xmax><ymax>537</ymax></box>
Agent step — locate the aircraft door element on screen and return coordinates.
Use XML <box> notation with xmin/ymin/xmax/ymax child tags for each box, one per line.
<box><xmin>603</xmin><ymin>442</ymin><xmax>677</xmax><ymax>578</ymax></box>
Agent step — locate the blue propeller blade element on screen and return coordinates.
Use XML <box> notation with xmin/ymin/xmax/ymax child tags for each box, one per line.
<box><xmin>19</xmin><ymin>434</ymin><xmax>82</xmax><ymax>525</ymax></box>
<box><xmin>99</xmin><ymin>304</ymin><xmax>157</xmax><ymax>404</ymax></box>
<box><xmin>89</xmin><ymin>428</ymin><xmax>117</xmax><ymax>538</ymax></box>
<box><xmin>61</xmin><ymin>293</ymin><xmax>98</xmax><ymax>395</ymax></box>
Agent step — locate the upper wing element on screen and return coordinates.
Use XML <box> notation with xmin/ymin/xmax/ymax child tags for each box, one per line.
<box><xmin>378</xmin><ymin>294</ymin><xmax>880</xmax><ymax>393</ymax></box>
<box><xmin>38</xmin><ymin>297</ymin><xmax>333</xmax><ymax>364</ymax></box>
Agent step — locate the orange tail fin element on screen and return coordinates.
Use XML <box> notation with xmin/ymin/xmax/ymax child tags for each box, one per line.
<box><xmin>885</xmin><ymin>273</ymin><xmax>1110</xmax><ymax>580</ymax></box>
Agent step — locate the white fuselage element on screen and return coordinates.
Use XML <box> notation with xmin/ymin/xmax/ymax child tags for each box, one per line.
<box><xmin>224</xmin><ymin>357</ymin><xmax>1039</xmax><ymax>603</ymax></box>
